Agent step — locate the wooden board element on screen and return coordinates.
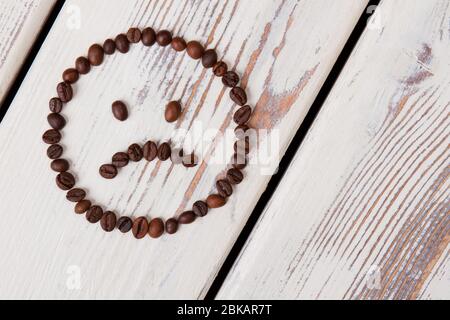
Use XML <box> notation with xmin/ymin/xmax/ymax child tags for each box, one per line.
<box><xmin>0</xmin><ymin>0</ymin><xmax>368</xmax><ymax>299</ymax></box>
<box><xmin>0</xmin><ymin>0</ymin><xmax>56</xmax><ymax>104</ymax></box>
<box><xmin>218</xmin><ymin>0</ymin><xmax>450</xmax><ymax>300</ymax></box>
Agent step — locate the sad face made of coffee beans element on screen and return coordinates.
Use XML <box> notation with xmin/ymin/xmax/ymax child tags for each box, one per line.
<box><xmin>42</xmin><ymin>27</ymin><xmax>251</xmax><ymax>240</ymax></box>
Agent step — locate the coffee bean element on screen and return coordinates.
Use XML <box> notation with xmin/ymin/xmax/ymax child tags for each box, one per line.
<box><xmin>51</xmin><ymin>159</ymin><xmax>69</xmax><ymax>172</ymax></box>
<box><xmin>230</xmin><ymin>87</ymin><xmax>247</xmax><ymax>106</ymax></box>
<box><xmin>56</xmin><ymin>172</ymin><xmax>75</xmax><ymax>190</ymax></box>
<box><xmin>99</xmin><ymin>164</ymin><xmax>118</xmax><ymax>179</ymax></box>
<box><xmin>117</xmin><ymin>216</ymin><xmax>133</xmax><ymax>233</ymax></box>
<box><xmin>112</xmin><ymin>100</ymin><xmax>128</xmax><ymax>121</ymax></box>
<box><xmin>165</xmin><ymin>101</ymin><xmax>181</xmax><ymax>123</ymax></box>
<box><xmin>165</xmin><ymin>218</ymin><xmax>178</xmax><ymax>234</ymax></box>
<box><xmin>182</xmin><ymin>153</ymin><xmax>198</xmax><ymax>167</ymax></box>
<box><xmin>156</xmin><ymin>30</ymin><xmax>172</xmax><ymax>46</ymax></box>
<box><xmin>186</xmin><ymin>41</ymin><xmax>204</xmax><ymax>59</ymax></box>
<box><xmin>202</xmin><ymin>49</ymin><xmax>217</xmax><ymax>68</ymax></box>
<box><xmin>47</xmin><ymin>113</ymin><xmax>66</xmax><ymax>130</ymax></box>
<box><xmin>75</xmin><ymin>56</ymin><xmax>90</xmax><ymax>74</ymax></box>
<box><xmin>143</xmin><ymin>141</ymin><xmax>158</xmax><ymax>161</ymax></box>
<box><xmin>235</xmin><ymin>125</ymin><xmax>249</xmax><ymax>139</ymax></box>
<box><xmin>62</xmin><ymin>68</ymin><xmax>79</xmax><ymax>84</ymax></box>
<box><xmin>233</xmin><ymin>105</ymin><xmax>252</xmax><ymax>125</ymax></box>
<box><xmin>57</xmin><ymin>82</ymin><xmax>73</xmax><ymax>102</ymax></box>
<box><xmin>100</xmin><ymin>211</ymin><xmax>117</xmax><ymax>232</ymax></box>
<box><xmin>216</xmin><ymin>179</ymin><xmax>233</xmax><ymax>198</ymax></box>
<box><xmin>206</xmin><ymin>194</ymin><xmax>226</xmax><ymax>208</ymax></box>
<box><xmin>128</xmin><ymin>143</ymin><xmax>143</xmax><ymax>162</ymax></box>
<box><xmin>213</xmin><ymin>61</ymin><xmax>227</xmax><ymax>77</ymax></box>
<box><xmin>192</xmin><ymin>200</ymin><xmax>208</xmax><ymax>217</ymax></box>
<box><xmin>47</xmin><ymin>144</ymin><xmax>63</xmax><ymax>159</ymax></box>
<box><xmin>49</xmin><ymin>97</ymin><xmax>63</xmax><ymax>113</ymax></box>
<box><xmin>112</xmin><ymin>152</ymin><xmax>129</xmax><ymax>168</ymax></box>
<box><xmin>115</xmin><ymin>34</ymin><xmax>130</xmax><ymax>53</ymax></box>
<box><xmin>141</xmin><ymin>27</ymin><xmax>156</xmax><ymax>46</ymax></box>
<box><xmin>86</xmin><ymin>205</ymin><xmax>103</xmax><ymax>224</ymax></box>
<box><xmin>226</xmin><ymin>168</ymin><xmax>243</xmax><ymax>184</ymax></box>
<box><xmin>234</xmin><ymin>138</ymin><xmax>250</xmax><ymax>154</ymax></box>
<box><xmin>103</xmin><ymin>39</ymin><xmax>116</xmax><ymax>55</ymax></box>
<box><xmin>171</xmin><ymin>37</ymin><xmax>186</xmax><ymax>51</ymax></box>
<box><xmin>222</xmin><ymin>71</ymin><xmax>239</xmax><ymax>87</ymax></box>
<box><xmin>132</xmin><ymin>217</ymin><xmax>149</xmax><ymax>239</ymax></box>
<box><xmin>42</xmin><ymin>129</ymin><xmax>61</xmax><ymax>144</ymax></box>
<box><xmin>148</xmin><ymin>218</ymin><xmax>164</xmax><ymax>238</ymax></box>
<box><xmin>75</xmin><ymin>200</ymin><xmax>91</xmax><ymax>214</ymax></box>
<box><xmin>170</xmin><ymin>148</ymin><xmax>184</xmax><ymax>165</ymax></box>
<box><xmin>231</xmin><ymin>152</ymin><xmax>247</xmax><ymax>169</ymax></box>
<box><xmin>127</xmin><ymin>27</ymin><xmax>141</xmax><ymax>43</ymax></box>
<box><xmin>178</xmin><ymin>211</ymin><xmax>196</xmax><ymax>224</ymax></box>
<box><xmin>157</xmin><ymin>142</ymin><xmax>171</xmax><ymax>161</ymax></box>
<box><xmin>88</xmin><ymin>44</ymin><xmax>104</xmax><ymax>66</ymax></box>
<box><xmin>66</xmin><ymin>188</ymin><xmax>86</xmax><ymax>202</ymax></box>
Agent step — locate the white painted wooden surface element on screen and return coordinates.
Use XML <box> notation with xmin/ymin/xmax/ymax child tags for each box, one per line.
<box><xmin>218</xmin><ymin>0</ymin><xmax>450</xmax><ymax>300</ymax></box>
<box><xmin>0</xmin><ymin>0</ymin><xmax>367</xmax><ymax>299</ymax></box>
<box><xmin>0</xmin><ymin>0</ymin><xmax>55</xmax><ymax>104</ymax></box>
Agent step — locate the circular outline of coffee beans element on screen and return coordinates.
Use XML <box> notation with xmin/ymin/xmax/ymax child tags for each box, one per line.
<box><xmin>43</xmin><ymin>27</ymin><xmax>252</xmax><ymax>239</ymax></box>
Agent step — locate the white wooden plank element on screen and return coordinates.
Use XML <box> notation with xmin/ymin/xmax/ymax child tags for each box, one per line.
<box><xmin>218</xmin><ymin>0</ymin><xmax>450</xmax><ymax>300</ymax></box>
<box><xmin>0</xmin><ymin>0</ymin><xmax>367</xmax><ymax>298</ymax></box>
<box><xmin>0</xmin><ymin>0</ymin><xmax>55</xmax><ymax>103</ymax></box>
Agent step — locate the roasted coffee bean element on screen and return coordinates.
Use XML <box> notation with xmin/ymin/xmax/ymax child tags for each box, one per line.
<box><xmin>86</xmin><ymin>205</ymin><xmax>103</xmax><ymax>224</ymax></box>
<box><xmin>156</xmin><ymin>30</ymin><xmax>172</xmax><ymax>46</ymax></box>
<box><xmin>112</xmin><ymin>152</ymin><xmax>129</xmax><ymax>168</ymax></box>
<box><xmin>132</xmin><ymin>217</ymin><xmax>149</xmax><ymax>239</ymax></box>
<box><xmin>186</xmin><ymin>41</ymin><xmax>204</xmax><ymax>59</ymax></box>
<box><xmin>230</xmin><ymin>87</ymin><xmax>247</xmax><ymax>106</ymax></box>
<box><xmin>170</xmin><ymin>148</ymin><xmax>184</xmax><ymax>165</ymax></box>
<box><xmin>213</xmin><ymin>61</ymin><xmax>227</xmax><ymax>77</ymax></box>
<box><xmin>165</xmin><ymin>101</ymin><xmax>181</xmax><ymax>123</ymax></box>
<box><xmin>57</xmin><ymin>82</ymin><xmax>73</xmax><ymax>102</ymax></box>
<box><xmin>103</xmin><ymin>39</ymin><xmax>116</xmax><ymax>54</ymax></box>
<box><xmin>231</xmin><ymin>152</ymin><xmax>247</xmax><ymax>169</ymax></box>
<box><xmin>49</xmin><ymin>97</ymin><xmax>63</xmax><ymax>113</ymax></box>
<box><xmin>157</xmin><ymin>142</ymin><xmax>171</xmax><ymax>161</ymax></box>
<box><xmin>112</xmin><ymin>100</ymin><xmax>128</xmax><ymax>121</ymax></box>
<box><xmin>66</xmin><ymin>188</ymin><xmax>86</xmax><ymax>202</ymax></box>
<box><xmin>99</xmin><ymin>164</ymin><xmax>118</xmax><ymax>179</ymax></box>
<box><xmin>127</xmin><ymin>27</ymin><xmax>141</xmax><ymax>43</ymax></box>
<box><xmin>117</xmin><ymin>216</ymin><xmax>133</xmax><ymax>233</ymax></box>
<box><xmin>56</xmin><ymin>172</ymin><xmax>75</xmax><ymax>190</ymax></box>
<box><xmin>141</xmin><ymin>27</ymin><xmax>156</xmax><ymax>46</ymax></box>
<box><xmin>235</xmin><ymin>124</ymin><xmax>249</xmax><ymax>139</ymax></box>
<box><xmin>202</xmin><ymin>49</ymin><xmax>217</xmax><ymax>68</ymax></box>
<box><xmin>234</xmin><ymin>138</ymin><xmax>250</xmax><ymax>154</ymax></box>
<box><xmin>115</xmin><ymin>34</ymin><xmax>130</xmax><ymax>53</ymax></box>
<box><xmin>143</xmin><ymin>141</ymin><xmax>158</xmax><ymax>161</ymax></box>
<box><xmin>51</xmin><ymin>159</ymin><xmax>69</xmax><ymax>172</ymax></box>
<box><xmin>226</xmin><ymin>168</ymin><xmax>243</xmax><ymax>184</ymax></box>
<box><xmin>75</xmin><ymin>200</ymin><xmax>91</xmax><ymax>214</ymax></box>
<box><xmin>192</xmin><ymin>200</ymin><xmax>208</xmax><ymax>217</ymax></box>
<box><xmin>75</xmin><ymin>56</ymin><xmax>90</xmax><ymax>74</ymax></box>
<box><xmin>47</xmin><ymin>144</ymin><xmax>63</xmax><ymax>159</ymax></box>
<box><xmin>222</xmin><ymin>71</ymin><xmax>239</xmax><ymax>87</ymax></box>
<box><xmin>42</xmin><ymin>129</ymin><xmax>61</xmax><ymax>144</ymax></box>
<box><xmin>165</xmin><ymin>218</ymin><xmax>178</xmax><ymax>234</ymax></box>
<box><xmin>171</xmin><ymin>36</ymin><xmax>186</xmax><ymax>51</ymax></box>
<box><xmin>100</xmin><ymin>211</ymin><xmax>117</xmax><ymax>232</ymax></box>
<box><xmin>62</xmin><ymin>68</ymin><xmax>79</xmax><ymax>84</ymax></box>
<box><xmin>216</xmin><ymin>179</ymin><xmax>233</xmax><ymax>198</ymax></box>
<box><xmin>88</xmin><ymin>44</ymin><xmax>104</xmax><ymax>66</ymax></box>
<box><xmin>182</xmin><ymin>153</ymin><xmax>198</xmax><ymax>167</ymax></box>
<box><xmin>178</xmin><ymin>211</ymin><xmax>196</xmax><ymax>224</ymax></box>
<box><xmin>128</xmin><ymin>143</ymin><xmax>143</xmax><ymax>162</ymax></box>
<box><xmin>47</xmin><ymin>113</ymin><xmax>66</xmax><ymax>130</ymax></box>
<box><xmin>233</xmin><ymin>105</ymin><xmax>252</xmax><ymax>125</ymax></box>
<box><xmin>148</xmin><ymin>218</ymin><xmax>164</xmax><ymax>238</ymax></box>
<box><xmin>206</xmin><ymin>194</ymin><xmax>226</xmax><ymax>208</ymax></box>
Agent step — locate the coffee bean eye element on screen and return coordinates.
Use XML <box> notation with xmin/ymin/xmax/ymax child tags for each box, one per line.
<box><xmin>43</xmin><ymin>27</ymin><xmax>253</xmax><ymax>239</ymax></box>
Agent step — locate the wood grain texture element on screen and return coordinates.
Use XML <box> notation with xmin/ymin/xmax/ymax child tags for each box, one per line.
<box><xmin>218</xmin><ymin>0</ymin><xmax>450</xmax><ymax>300</ymax></box>
<box><xmin>0</xmin><ymin>0</ymin><xmax>367</xmax><ymax>298</ymax></box>
<box><xmin>0</xmin><ymin>0</ymin><xmax>55</xmax><ymax>103</ymax></box>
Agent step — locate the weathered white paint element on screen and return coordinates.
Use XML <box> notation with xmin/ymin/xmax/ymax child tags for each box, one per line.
<box><xmin>218</xmin><ymin>0</ymin><xmax>450</xmax><ymax>300</ymax></box>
